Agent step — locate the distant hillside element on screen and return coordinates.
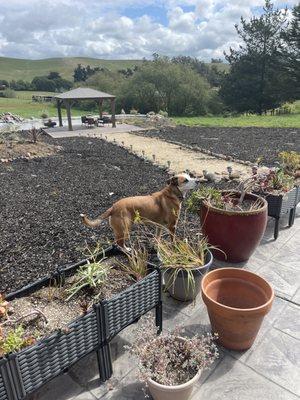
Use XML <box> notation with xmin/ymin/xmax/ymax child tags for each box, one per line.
<box><xmin>0</xmin><ymin>57</ymin><xmax>229</xmax><ymax>82</ymax></box>
<box><xmin>0</xmin><ymin>57</ymin><xmax>144</xmax><ymax>82</ymax></box>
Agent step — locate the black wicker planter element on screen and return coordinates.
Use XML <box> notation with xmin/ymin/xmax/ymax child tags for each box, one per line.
<box><xmin>262</xmin><ymin>186</ymin><xmax>299</xmax><ymax>239</ymax></box>
<box><xmin>0</xmin><ymin>246</ymin><xmax>162</xmax><ymax>400</ymax></box>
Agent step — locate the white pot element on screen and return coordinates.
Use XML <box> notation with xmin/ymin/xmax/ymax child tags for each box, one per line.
<box><xmin>147</xmin><ymin>370</ymin><xmax>201</xmax><ymax>400</ymax></box>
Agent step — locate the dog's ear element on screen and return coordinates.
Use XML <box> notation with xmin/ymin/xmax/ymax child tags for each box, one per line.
<box><xmin>167</xmin><ymin>176</ymin><xmax>179</xmax><ymax>186</ymax></box>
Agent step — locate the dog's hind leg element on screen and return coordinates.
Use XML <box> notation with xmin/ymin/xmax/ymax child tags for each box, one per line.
<box><xmin>110</xmin><ymin>215</ymin><xmax>132</xmax><ymax>249</ymax></box>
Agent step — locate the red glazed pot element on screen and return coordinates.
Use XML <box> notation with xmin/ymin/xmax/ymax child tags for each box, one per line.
<box><xmin>199</xmin><ymin>192</ymin><xmax>267</xmax><ymax>262</ymax></box>
<box><xmin>201</xmin><ymin>268</ymin><xmax>274</xmax><ymax>350</ymax></box>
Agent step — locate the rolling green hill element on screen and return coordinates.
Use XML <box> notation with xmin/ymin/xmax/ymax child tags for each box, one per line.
<box><xmin>0</xmin><ymin>57</ymin><xmax>144</xmax><ymax>82</ymax></box>
<box><xmin>0</xmin><ymin>57</ymin><xmax>229</xmax><ymax>82</ymax></box>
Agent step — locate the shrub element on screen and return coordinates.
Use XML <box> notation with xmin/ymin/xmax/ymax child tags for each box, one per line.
<box><xmin>0</xmin><ymin>326</ymin><xmax>36</xmax><ymax>356</ymax></box>
<box><xmin>2</xmin><ymin>88</ymin><xmax>16</xmax><ymax>98</ymax></box>
<box><xmin>158</xmin><ymin>110</ymin><xmax>168</xmax><ymax>117</ymax></box>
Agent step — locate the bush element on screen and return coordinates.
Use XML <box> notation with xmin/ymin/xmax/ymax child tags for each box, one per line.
<box><xmin>9</xmin><ymin>80</ymin><xmax>32</xmax><ymax>91</ymax></box>
<box><xmin>31</xmin><ymin>77</ymin><xmax>56</xmax><ymax>92</ymax></box>
<box><xmin>158</xmin><ymin>110</ymin><xmax>168</xmax><ymax>117</ymax></box>
<box><xmin>2</xmin><ymin>89</ymin><xmax>16</xmax><ymax>98</ymax></box>
<box><xmin>40</xmin><ymin>112</ymin><xmax>48</xmax><ymax>119</ymax></box>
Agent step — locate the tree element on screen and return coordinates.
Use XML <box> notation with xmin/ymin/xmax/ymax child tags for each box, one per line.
<box><xmin>47</xmin><ymin>71</ymin><xmax>60</xmax><ymax>80</ymax></box>
<box><xmin>281</xmin><ymin>3</ymin><xmax>300</xmax><ymax>99</ymax></box>
<box><xmin>220</xmin><ymin>1</ymin><xmax>291</xmax><ymax>114</ymax></box>
<box><xmin>73</xmin><ymin>64</ymin><xmax>102</xmax><ymax>82</ymax></box>
<box><xmin>9</xmin><ymin>80</ymin><xmax>32</xmax><ymax>90</ymax></box>
<box><xmin>73</xmin><ymin>64</ymin><xmax>88</xmax><ymax>82</ymax></box>
<box><xmin>31</xmin><ymin>74</ymin><xmax>72</xmax><ymax>91</ymax></box>
<box><xmin>119</xmin><ymin>58</ymin><xmax>212</xmax><ymax>115</ymax></box>
<box><xmin>31</xmin><ymin>76</ymin><xmax>56</xmax><ymax>91</ymax></box>
<box><xmin>171</xmin><ymin>55</ymin><xmax>224</xmax><ymax>87</ymax></box>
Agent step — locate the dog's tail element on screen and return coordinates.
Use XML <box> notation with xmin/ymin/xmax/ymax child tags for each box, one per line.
<box><xmin>80</xmin><ymin>207</ymin><xmax>113</xmax><ymax>228</ymax></box>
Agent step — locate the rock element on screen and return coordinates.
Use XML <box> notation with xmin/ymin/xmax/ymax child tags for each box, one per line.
<box><xmin>229</xmin><ymin>172</ymin><xmax>241</xmax><ymax>179</ymax></box>
<box><xmin>203</xmin><ymin>170</ymin><xmax>217</xmax><ymax>182</ymax></box>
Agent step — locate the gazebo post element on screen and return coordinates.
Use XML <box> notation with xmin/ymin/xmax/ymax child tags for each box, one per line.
<box><xmin>64</xmin><ymin>100</ymin><xmax>73</xmax><ymax>131</ymax></box>
<box><xmin>57</xmin><ymin>100</ymin><xmax>63</xmax><ymax>127</ymax></box>
<box><xmin>111</xmin><ymin>98</ymin><xmax>116</xmax><ymax>128</ymax></box>
<box><xmin>99</xmin><ymin>99</ymin><xmax>103</xmax><ymax>119</ymax></box>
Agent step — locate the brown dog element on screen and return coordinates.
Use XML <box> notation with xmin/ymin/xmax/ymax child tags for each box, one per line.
<box><xmin>80</xmin><ymin>173</ymin><xmax>199</xmax><ymax>248</ymax></box>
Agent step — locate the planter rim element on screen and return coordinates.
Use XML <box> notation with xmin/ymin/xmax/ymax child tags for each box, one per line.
<box><xmin>148</xmin><ymin>369</ymin><xmax>201</xmax><ymax>391</ymax></box>
<box><xmin>201</xmin><ymin>191</ymin><xmax>267</xmax><ymax>217</ymax></box>
<box><xmin>201</xmin><ymin>267</ymin><xmax>274</xmax><ymax>313</ymax></box>
<box><xmin>159</xmin><ymin>249</ymin><xmax>213</xmax><ymax>271</ymax></box>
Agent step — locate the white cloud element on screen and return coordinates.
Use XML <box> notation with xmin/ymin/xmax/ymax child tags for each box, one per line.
<box><xmin>0</xmin><ymin>0</ymin><xmax>297</xmax><ymax>60</ymax></box>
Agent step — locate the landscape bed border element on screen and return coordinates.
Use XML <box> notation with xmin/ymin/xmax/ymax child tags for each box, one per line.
<box><xmin>0</xmin><ymin>245</ymin><xmax>163</xmax><ymax>400</ymax></box>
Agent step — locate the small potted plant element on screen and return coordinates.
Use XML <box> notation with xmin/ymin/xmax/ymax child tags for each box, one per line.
<box><xmin>201</xmin><ymin>268</ymin><xmax>274</xmax><ymax>350</ymax></box>
<box><xmin>157</xmin><ymin>236</ymin><xmax>213</xmax><ymax>301</ymax></box>
<box><xmin>126</xmin><ymin>317</ymin><xmax>218</xmax><ymax>400</ymax></box>
<box><xmin>252</xmin><ymin>151</ymin><xmax>300</xmax><ymax>239</ymax></box>
<box><xmin>187</xmin><ymin>185</ymin><xmax>267</xmax><ymax>263</ymax></box>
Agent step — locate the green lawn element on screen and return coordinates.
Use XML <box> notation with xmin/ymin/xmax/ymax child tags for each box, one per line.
<box><xmin>0</xmin><ymin>91</ymin><xmax>83</xmax><ymax>119</ymax></box>
<box><xmin>173</xmin><ymin>102</ymin><xmax>300</xmax><ymax>128</ymax></box>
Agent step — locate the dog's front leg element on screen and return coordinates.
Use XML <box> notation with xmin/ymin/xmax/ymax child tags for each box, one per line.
<box><xmin>155</xmin><ymin>226</ymin><xmax>163</xmax><ymax>240</ymax></box>
<box><xmin>168</xmin><ymin>224</ymin><xmax>176</xmax><ymax>242</ymax></box>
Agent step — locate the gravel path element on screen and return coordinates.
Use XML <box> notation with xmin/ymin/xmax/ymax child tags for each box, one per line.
<box><xmin>137</xmin><ymin>126</ymin><xmax>300</xmax><ymax>166</ymax></box>
<box><xmin>0</xmin><ymin>137</ymin><xmax>170</xmax><ymax>292</ymax></box>
<box><xmin>102</xmin><ymin>132</ymin><xmax>250</xmax><ymax>176</ymax></box>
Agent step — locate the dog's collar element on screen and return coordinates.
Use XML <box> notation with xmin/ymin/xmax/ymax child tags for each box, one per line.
<box><xmin>173</xmin><ymin>185</ymin><xmax>184</xmax><ymax>201</ymax></box>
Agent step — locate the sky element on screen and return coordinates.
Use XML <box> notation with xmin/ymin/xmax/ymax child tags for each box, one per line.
<box><xmin>0</xmin><ymin>0</ymin><xmax>297</xmax><ymax>61</ymax></box>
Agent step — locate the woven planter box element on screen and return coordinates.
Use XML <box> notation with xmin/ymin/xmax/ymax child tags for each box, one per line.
<box><xmin>0</xmin><ymin>358</ymin><xmax>15</xmax><ymax>400</ymax></box>
<box><xmin>258</xmin><ymin>186</ymin><xmax>299</xmax><ymax>239</ymax></box>
<box><xmin>0</xmin><ymin>246</ymin><xmax>162</xmax><ymax>400</ymax></box>
<box><xmin>102</xmin><ymin>268</ymin><xmax>161</xmax><ymax>341</ymax></box>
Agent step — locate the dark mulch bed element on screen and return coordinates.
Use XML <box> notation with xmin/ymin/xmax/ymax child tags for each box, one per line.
<box><xmin>0</xmin><ymin>135</ymin><xmax>237</xmax><ymax>293</ymax></box>
<box><xmin>138</xmin><ymin>126</ymin><xmax>300</xmax><ymax>166</ymax></box>
<box><xmin>0</xmin><ymin>137</ymin><xmax>171</xmax><ymax>292</ymax></box>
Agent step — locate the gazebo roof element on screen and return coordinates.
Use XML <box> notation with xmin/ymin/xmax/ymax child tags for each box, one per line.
<box><xmin>55</xmin><ymin>87</ymin><xmax>115</xmax><ymax>100</ymax></box>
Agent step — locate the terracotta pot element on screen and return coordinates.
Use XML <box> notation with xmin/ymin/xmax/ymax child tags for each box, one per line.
<box><xmin>201</xmin><ymin>268</ymin><xmax>274</xmax><ymax>350</ymax></box>
<box><xmin>148</xmin><ymin>370</ymin><xmax>201</xmax><ymax>400</ymax></box>
<box><xmin>200</xmin><ymin>191</ymin><xmax>267</xmax><ymax>262</ymax></box>
<box><xmin>163</xmin><ymin>250</ymin><xmax>213</xmax><ymax>301</ymax></box>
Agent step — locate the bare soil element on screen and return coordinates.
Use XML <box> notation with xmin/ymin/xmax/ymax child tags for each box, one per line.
<box><xmin>0</xmin><ymin>140</ymin><xmax>61</xmax><ymax>162</ymax></box>
<box><xmin>2</xmin><ymin>256</ymin><xmax>133</xmax><ymax>344</ymax></box>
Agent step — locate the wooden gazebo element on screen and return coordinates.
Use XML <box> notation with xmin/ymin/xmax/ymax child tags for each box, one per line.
<box><xmin>55</xmin><ymin>87</ymin><xmax>116</xmax><ymax>131</ymax></box>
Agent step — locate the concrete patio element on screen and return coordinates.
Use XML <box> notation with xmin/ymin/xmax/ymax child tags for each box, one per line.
<box><xmin>28</xmin><ymin>210</ymin><xmax>300</xmax><ymax>400</ymax></box>
<box><xmin>44</xmin><ymin>123</ymin><xmax>146</xmax><ymax>139</ymax></box>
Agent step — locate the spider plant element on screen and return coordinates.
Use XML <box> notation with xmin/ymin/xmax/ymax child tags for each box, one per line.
<box><xmin>117</xmin><ymin>245</ymin><xmax>148</xmax><ymax>281</ymax></box>
<box><xmin>66</xmin><ymin>261</ymin><xmax>111</xmax><ymax>301</ymax></box>
<box><xmin>157</xmin><ymin>236</ymin><xmax>213</xmax><ymax>300</ymax></box>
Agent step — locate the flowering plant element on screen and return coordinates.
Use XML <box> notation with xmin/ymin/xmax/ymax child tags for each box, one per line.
<box><xmin>126</xmin><ymin>317</ymin><xmax>218</xmax><ymax>388</ymax></box>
